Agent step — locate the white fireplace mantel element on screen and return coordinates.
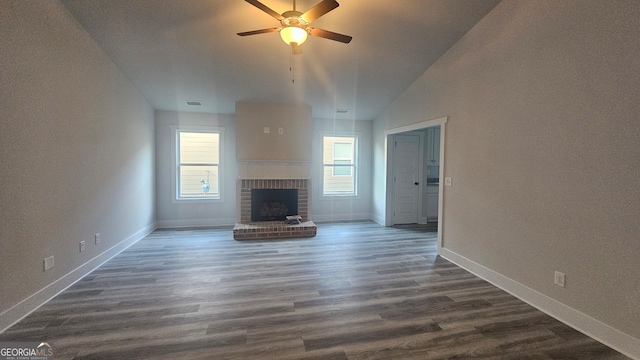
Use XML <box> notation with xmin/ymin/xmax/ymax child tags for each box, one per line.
<box><xmin>237</xmin><ymin>160</ymin><xmax>311</xmax><ymax>180</ymax></box>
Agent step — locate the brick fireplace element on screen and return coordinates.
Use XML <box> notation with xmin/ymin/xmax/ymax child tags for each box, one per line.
<box><xmin>233</xmin><ymin>179</ymin><xmax>317</xmax><ymax>240</ymax></box>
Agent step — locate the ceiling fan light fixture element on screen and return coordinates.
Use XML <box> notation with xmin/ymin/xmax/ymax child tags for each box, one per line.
<box><xmin>280</xmin><ymin>26</ymin><xmax>308</xmax><ymax>46</ymax></box>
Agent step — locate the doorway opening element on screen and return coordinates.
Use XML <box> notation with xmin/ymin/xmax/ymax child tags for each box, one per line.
<box><xmin>385</xmin><ymin>117</ymin><xmax>447</xmax><ymax>251</ymax></box>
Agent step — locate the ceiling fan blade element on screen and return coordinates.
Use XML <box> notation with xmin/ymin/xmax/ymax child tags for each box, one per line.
<box><xmin>300</xmin><ymin>0</ymin><xmax>339</xmax><ymax>24</ymax></box>
<box><xmin>237</xmin><ymin>28</ymin><xmax>280</xmax><ymax>36</ymax></box>
<box><xmin>244</xmin><ymin>0</ymin><xmax>284</xmax><ymax>21</ymax></box>
<box><xmin>308</xmin><ymin>27</ymin><xmax>352</xmax><ymax>43</ymax></box>
<box><xmin>292</xmin><ymin>44</ymin><xmax>303</xmax><ymax>55</ymax></box>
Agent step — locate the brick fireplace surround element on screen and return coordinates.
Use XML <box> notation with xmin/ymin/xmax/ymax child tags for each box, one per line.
<box><xmin>233</xmin><ymin>179</ymin><xmax>317</xmax><ymax>240</ymax></box>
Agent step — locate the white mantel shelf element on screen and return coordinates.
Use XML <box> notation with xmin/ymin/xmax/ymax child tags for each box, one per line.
<box><xmin>237</xmin><ymin>160</ymin><xmax>311</xmax><ymax>164</ymax></box>
<box><xmin>238</xmin><ymin>176</ymin><xmax>312</xmax><ymax>180</ymax></box>
<box><xmin>237</xmin><ymin>161</ymin><xmax>311</xmax><ymax>180</ymax></box>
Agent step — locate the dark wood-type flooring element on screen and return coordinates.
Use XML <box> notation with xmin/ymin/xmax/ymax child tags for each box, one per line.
<box><xmin>0</xmin><ymin>221</ymin><xmax>629</xmax><ymax>359</ymax></box>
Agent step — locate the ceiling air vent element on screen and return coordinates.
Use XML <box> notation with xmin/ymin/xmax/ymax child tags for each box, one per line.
<box><xmin>336</xmin><ymin>109</ymin><xmax>348</xmax><ymax>114</ymax></box>
<box><xmin>185</xmin><ymin>101</ymin><xmax>202</xmax><ymax>106</ymax></box>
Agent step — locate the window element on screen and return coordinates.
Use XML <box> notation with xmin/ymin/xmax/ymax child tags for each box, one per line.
<box><xmin>323</xmin><ymin>135</ymin><xmax>357</xmax><ymax>196</ymax></box>
<box><xmin>176</xmin><ymin>130</ymin><xmax>221</xmax><ymax>199</ymax></box>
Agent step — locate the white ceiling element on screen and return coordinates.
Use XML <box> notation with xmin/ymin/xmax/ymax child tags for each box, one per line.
<box><xmin>61</xmin><ymin>0</ymin><xmax>500</xmax><ymax>120</ymax></box>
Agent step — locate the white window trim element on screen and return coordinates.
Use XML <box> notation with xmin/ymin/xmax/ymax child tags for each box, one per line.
<box><xmin>321</xmin><ymin>132</ymin><xmax>360</xmax><ymax>198</ymax></box>
<box><xmin>171</xmin><ymin>125</ymin><xmax>225</xmax><ymax>203</ymax></box>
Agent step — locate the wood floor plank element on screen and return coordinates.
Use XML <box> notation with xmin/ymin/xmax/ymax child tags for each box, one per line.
<box><xmin>0</xmin><ymin>221</ymin><xmax>629</xmax><ymax>359</ymax></box>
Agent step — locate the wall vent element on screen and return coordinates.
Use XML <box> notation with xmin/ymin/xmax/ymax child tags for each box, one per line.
<box><xmin>185</xmin><ymin>101</ymin><xmax>202</xmax><ymax>106</ymax></box>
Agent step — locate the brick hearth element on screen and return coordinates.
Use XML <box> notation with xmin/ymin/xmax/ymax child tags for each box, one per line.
<box><xmin>233</xmin><ymin>221</ymin><xmax>317</xmax><ymax>240</ymax></box>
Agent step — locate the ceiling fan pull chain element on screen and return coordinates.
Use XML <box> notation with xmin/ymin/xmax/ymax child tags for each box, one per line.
<box><xmin>290</xmin><ymin>52</ymin><xmax>295</xmax><ymax>83</ymax></box>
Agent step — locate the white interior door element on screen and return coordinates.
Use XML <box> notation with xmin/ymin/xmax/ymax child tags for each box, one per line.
<box><xmin>392</xmin><ymin>134</ymin><xmax>421</xmax><ymax>224</ymax></box>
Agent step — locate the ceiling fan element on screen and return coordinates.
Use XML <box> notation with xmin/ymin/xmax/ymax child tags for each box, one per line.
<box><xmin>237</xmin><ymin>0</ymin><xmax>352</xmax><ymax>55</ymax></box>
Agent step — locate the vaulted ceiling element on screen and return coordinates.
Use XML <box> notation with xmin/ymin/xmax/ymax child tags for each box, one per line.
<box><xmin>61</xmin><ymin>0</ymin><xmax>501</xmax><ymax>120</ymax></box>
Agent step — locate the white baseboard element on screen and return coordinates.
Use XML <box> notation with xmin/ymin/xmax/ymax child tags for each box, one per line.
<box><xmin>0</xmin><ymin>222</ymin><xmax>157</xmax><ymax>333</ymax></box>
<box><xmin>439</xmin><ymin>247</ymin><xmax>640</xmax><ymax>360</ymax></box>
<box><xmin>156</xmin><ymin>218</ymin><xmax>236</xmax><ymax>228</ymax></box>
<box><xmin>157</xmin><ymin>215</ymin><xmax>379</xmax><ymax>228</ymax></box>
<box><xmin>370</xmin><ymin>213</ymin><xmax>385</xmax><ymax>225</ymax></box>
<box><xmin>312</xmin><ymin>213</ymin><xmax>373</xmax><ymax>223</ymax></box>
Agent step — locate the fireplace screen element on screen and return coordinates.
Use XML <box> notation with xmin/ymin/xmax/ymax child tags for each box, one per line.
<box><xmin>251</xmin><ymin>189</ymin><xmax>298</xmax><ymax>222</ymax></box>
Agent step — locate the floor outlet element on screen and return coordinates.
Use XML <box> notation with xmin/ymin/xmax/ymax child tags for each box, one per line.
<box><xmin>95</xmin><ymin>233</ymin><xmax>101</xmax><ymax>245</ymax></box>
<box><xmin>554</xmin><ymin>271</ymin><xmax>565</xmax><ymax>288</ymax></box>
<box><xmin>80</xmin><ymin>241</ymin><xmax>85</xmax><ymax>253</ymax></box>
<box><xmin>44</xmin><ymin>256</ymin><xmax>54</xmax><ymax>271</ymax></box>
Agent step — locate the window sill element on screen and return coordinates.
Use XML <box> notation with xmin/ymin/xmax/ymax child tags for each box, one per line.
<box><xmin>320</xmin><ymin>194</ymin><xmax>360</xmax><ymax>200</ymax></box>
<box><xmin>172</xmin><ymin>197</ymin><xmax>223</xmax><ymax>205</ymax></box>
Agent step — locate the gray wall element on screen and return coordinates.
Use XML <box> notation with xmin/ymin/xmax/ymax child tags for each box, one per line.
<box><xmin>374</xmin><ymin>0</ymin><xmax>639</xmax><ymax>345</ymax></box>
<box><xmin>155</xmin><ymin>111</ymin><xmax>237</xmax><ymax>227</ymax></box>
<box><xmin>311</xmin><ymin>118</ymin><xmax>373</xmax><ymax>222</ymax></box>
<box><xmin>236</xmin><ymin>102</ymin><xmax>312</xmax><ymax>162</ymax></box>
<box><xmin>0</xmin><ymin>1</ymin><xmax>155</xmax><ymax>328</ymax></box>
<box><xmin>154</xmin><ymin>110</ymin><xmax>373</xmax><ymax>226</ymax></box>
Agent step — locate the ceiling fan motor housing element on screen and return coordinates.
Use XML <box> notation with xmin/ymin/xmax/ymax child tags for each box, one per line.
<box><xmin>280</xmin><ymin>10</ymin><xmax>309</xmax><ymax>45</ymax></box>
<box><xmin>281</xmin><ymin>10</ymin><xmax>306</xmax><ymax>25</ymax></box>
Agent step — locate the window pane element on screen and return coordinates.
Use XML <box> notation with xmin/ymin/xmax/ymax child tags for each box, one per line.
<box><xmin>180</xmin><ymin>132</ymin><xmax>219</xmax><ymax>164</ymax></box>
<box><xmin>333</xmin><ymin>142</ymin><xmax>353</xmax><ymax>159</ymax></box>
<box><xmin>323</xmin><ymin>136</ymin><xmax>354</xmax><ymax>163</ymax></box>
<box><xmin>324</xmin><ymin>165</ymin><xmax>355</xmax><ymax>194</ymax></box>
<box><xmin>179</xmin><ymin>165</ymin><xmax>219</xmax><ymax>197</ymax></box>
<box><xmin>333</xmin><ymin>160</ymin><xmax>352</xmax><ymax>176</ymax></box>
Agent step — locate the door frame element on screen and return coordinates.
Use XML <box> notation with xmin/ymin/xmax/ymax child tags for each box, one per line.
<box><xmin>385</xmin><ymin>117</ymin><xmax>447</xmax><ymax>252</ymax></box>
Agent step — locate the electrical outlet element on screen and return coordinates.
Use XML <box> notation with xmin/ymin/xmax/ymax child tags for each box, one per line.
<box><xmin>554</xmin><ymin>271</ymin><xmax>565</xmax><ymax>288</ymax></box>
<box><xmin>79</xmin><ymin>241</ymin><xmax>85</xmax><ymax>253</ymax></box>
<box><xmin>95</xmin><ymin>233</ymin><xmax>101</xmax><ymax>245</ymax></box>
<box><xmin>43</xmin><ymin>256</ymin><xmax>54</xmax><ymax>271</ymax></box>
<box><xmin>444</xmin><ymin>177</ymin><xmax>453</xmax><ymax>187</ymax></box>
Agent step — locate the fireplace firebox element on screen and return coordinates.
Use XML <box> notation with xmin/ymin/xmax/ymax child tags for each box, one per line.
<box><xmin>251</xmin><ymin>189</ymin><xmax>298</xmax><ymax>222</ymax></box>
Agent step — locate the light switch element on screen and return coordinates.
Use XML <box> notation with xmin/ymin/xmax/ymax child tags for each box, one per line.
<box><xmin>263</xmin><ymin>127</ymin><xmax>270</xmax><ymax>134</ymax></box>
<box><xmin>444</xmin><ymin>177</ymin><xmax>452</xmax><ymax>187</ymax></box>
